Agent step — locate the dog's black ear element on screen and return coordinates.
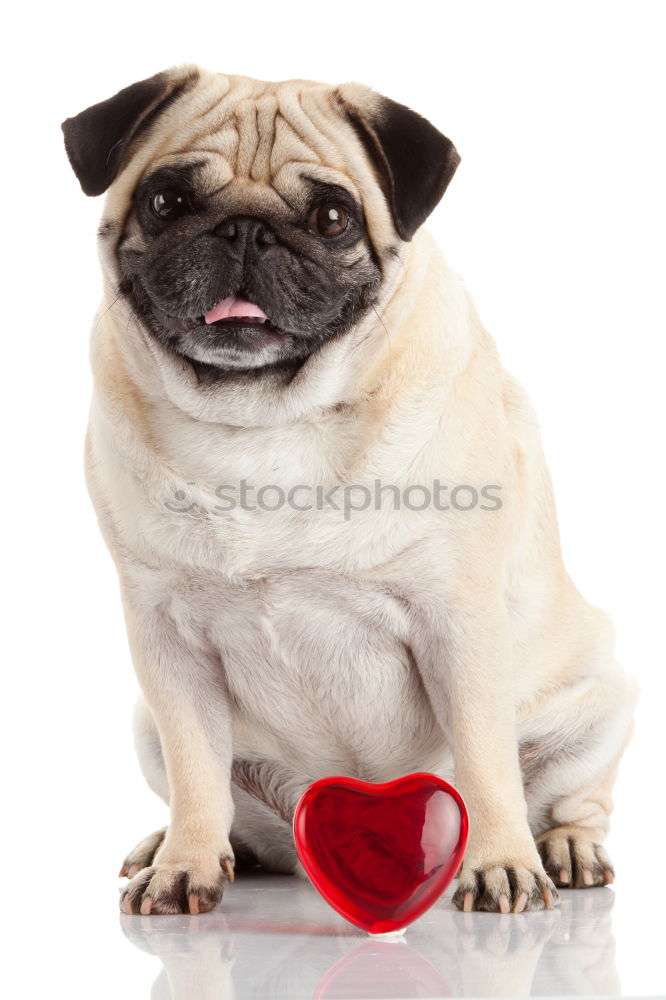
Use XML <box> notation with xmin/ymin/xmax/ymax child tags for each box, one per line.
<box><xmin>336</xmin><ymin>85</ymin><xmax>460</xmax><ymax>241</ymax></box>
<box><xmin>61</xmin><ymin>67</ymin><xmax>199</xmax><ymax>196</ymax></box>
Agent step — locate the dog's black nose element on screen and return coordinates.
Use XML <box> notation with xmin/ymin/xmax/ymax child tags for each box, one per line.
<box><xmin>214</xmin><ymin>216</ymin><xmax>277</xmax><ymax>246</ymax></box>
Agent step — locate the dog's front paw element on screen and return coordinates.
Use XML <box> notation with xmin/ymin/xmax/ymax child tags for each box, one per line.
<box><xmin>453</xmin><ymin>859</ymin><xmax>559</xmax><ymax>914</ymax></box>
<box><xmin>120</xmin><ymin>847</ymin><xmax>235</xmax><ymax>915</ymax></box>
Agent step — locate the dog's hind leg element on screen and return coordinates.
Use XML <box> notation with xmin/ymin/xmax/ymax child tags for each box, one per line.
<box><xmin>229</xmin><ymin>757</ymin><xmax>314</xmax><ymax>876</ymax></box>
<box><xmin>521</xmin><ymin>665</ymin><xmax>637</xmax><ymax>890</ymax></box>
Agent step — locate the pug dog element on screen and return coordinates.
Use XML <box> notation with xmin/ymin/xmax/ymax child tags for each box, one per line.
<box><xmin>62</xmin><ymin>66</ymin><xmax>637</xmax><ymax>916</ymax></box>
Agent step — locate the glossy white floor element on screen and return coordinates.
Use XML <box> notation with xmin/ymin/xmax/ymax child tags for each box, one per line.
<box><xmin>114</xmin><ymin>873</ymin><xmax>628</xmax><ymax>999</ymax></box>
<box><xmin>34</xmin><ymin>862</ymin><xmax>654</xmax><ymax>1000</ymax></box>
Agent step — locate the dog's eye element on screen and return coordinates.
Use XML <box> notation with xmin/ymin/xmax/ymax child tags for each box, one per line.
<box><xmin>308</xmin><ymin>203</ymin><xmax>349</xmax><ymax>237</ymax></box>
<box><xmin>150</xmin><ymin>189</ymin><xmax>190</xmax><ymax>221</ymax></box>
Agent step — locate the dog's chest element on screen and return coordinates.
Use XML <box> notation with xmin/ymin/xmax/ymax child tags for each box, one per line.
<box><xmin>195</xmin><ymin>569</ymin><xmax>445</xmax><ymax>778</ymax></box>
<box><xmin>121</xmin><ymin>406</ymin><xmax>439</xmax><ymax>578</ymax></box>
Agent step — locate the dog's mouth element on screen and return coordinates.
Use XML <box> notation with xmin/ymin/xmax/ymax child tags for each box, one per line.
<box><xmin>154</xmin><ymin>295</ymin><xmax>287</xmax><ymax>340</ymax></box>
<box><xmin>202</xmin><ymin>295</ymin><xmax>287</xmax><ymax>338</ymax></box>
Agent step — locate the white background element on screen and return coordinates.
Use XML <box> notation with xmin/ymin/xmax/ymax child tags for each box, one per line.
<box><xmin>2</xmin><ymin>1</ymin><xmax>665</xmax><ymax>996</ymax></box>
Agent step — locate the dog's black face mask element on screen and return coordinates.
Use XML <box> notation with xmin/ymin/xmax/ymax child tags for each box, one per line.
<box><xmin>117</xmin><ymin>163</ymin><xmax>383</xmax><ymax>375</ymax></box>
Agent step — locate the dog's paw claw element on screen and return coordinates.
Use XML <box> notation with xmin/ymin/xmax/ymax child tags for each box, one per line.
<box><xmin>513</xmin><ymin>891</ymin><xmax>528</xmax><ymax>913</ymax></box>
<box><xmin>222</xmin><ymin>857</ymin><xmax>235</xmax><ymax>883</ymax></box>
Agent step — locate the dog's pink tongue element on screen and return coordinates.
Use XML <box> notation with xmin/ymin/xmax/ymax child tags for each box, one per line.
<box><xmin>204</xmin><ymin>296</ymin><xmax>268</xmax><ymax>324</ymax></box>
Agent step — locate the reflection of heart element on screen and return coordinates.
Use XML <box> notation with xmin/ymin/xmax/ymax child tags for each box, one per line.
<box><xmin>314</xmin><ymin>938</ymin><xmax>452</xmax><ymax>999</ymax></box>
<box><xmin>293</xmin><ymin>773</ymin><xmax>468</xmax><ymax>934</ymax></box>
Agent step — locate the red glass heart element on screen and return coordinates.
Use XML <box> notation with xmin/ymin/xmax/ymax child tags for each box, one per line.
<box><xmin>293</xmin><ymin>772</ymin><xmax>469</xmax><ymax>934</ymax></box>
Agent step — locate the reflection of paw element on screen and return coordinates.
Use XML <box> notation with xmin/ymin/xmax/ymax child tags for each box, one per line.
<box><xmin>120</xmin><ymin>850</ymin><xmax>235</xmax><ymax>915</ymax></box>
<box><xmin>119</xmin><ymin>828</ymin><xmax>167</xmax><ymax>879</ymax></box>
<box><xmin>453</xmin><ymin>861</ymin><xmax>559</xmax><ymax>913</ymax></box>
<box><xmin>121</xmin><ymin>907</ymin><xmax>236</xmax><ymax>1000</ymax></box>
<box><xmin>120</xmin><ymin>908</ymin><xmax>235</xmax><ymax>962</ymax></box>
<box><xmin>536</xmin><ymin>828</ymin><xmax>614</xmax><ymax>888</ymax></box>
<box><xmin>455</xmin><ymin>905</ymin><xmax>558</xmax><ymax>956</ymax></box>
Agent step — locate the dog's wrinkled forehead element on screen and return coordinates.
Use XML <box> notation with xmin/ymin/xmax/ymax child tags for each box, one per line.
<box><xmin>145</xmin><ymin>78</ymin><xmax>343</xmax><ymax>187</ymax></box>
<box><xmin>62</xmin><ymin>66</ymin><xmax>461</xmax><ymax>247</ymax></box>
<box><xmin>186</xmin><ymin>81</ymin><xmax>344</xmax><ymax>182</ymax></box>
<box><xmin>172</xmin><ymin>81</ymin><xmax>366</xmax><ymax>227</ymax></box>
<box><xmin>109</xmin><ymin>72</ymin><xmax>392</xmax><ymax>245</ymax></box>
